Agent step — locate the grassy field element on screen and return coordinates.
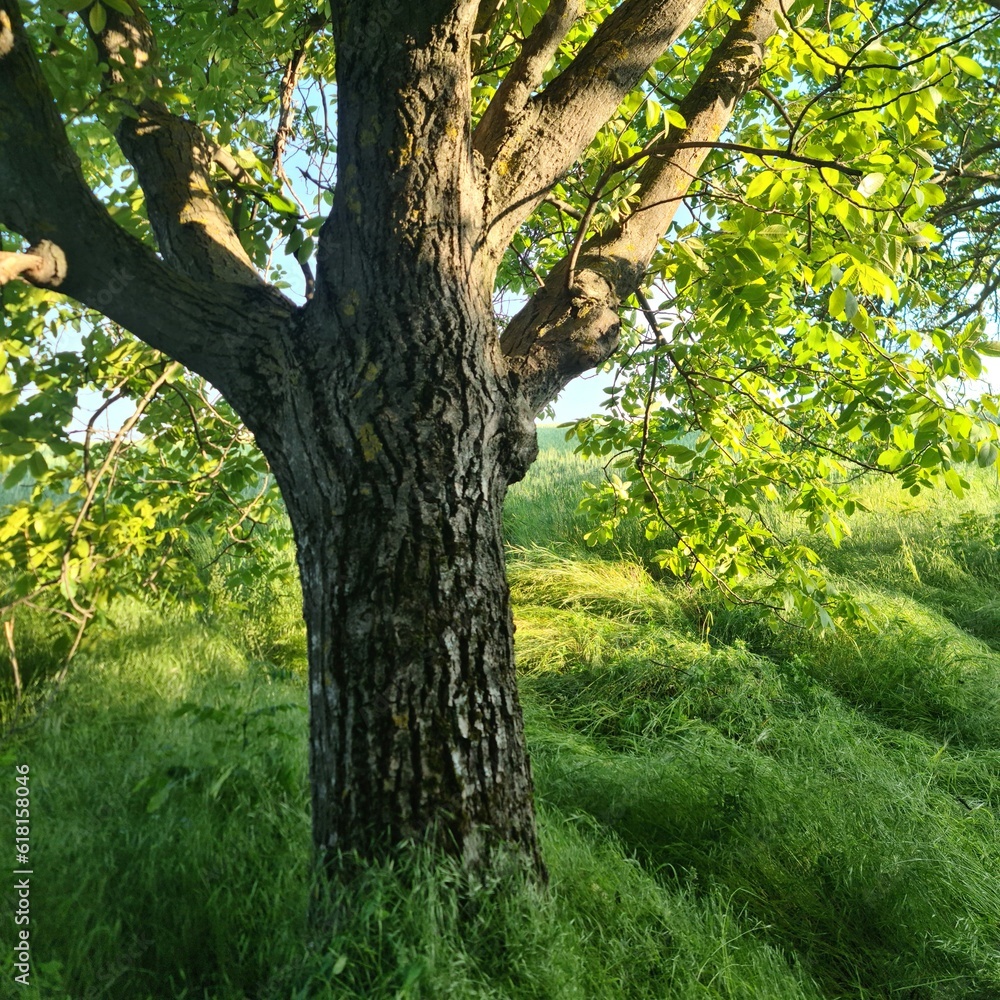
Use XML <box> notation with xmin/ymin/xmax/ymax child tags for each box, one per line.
<box><xmin>2</xmin><ymin>427</ymin><xmax>1000</xmax><ymax>998</ymax></box>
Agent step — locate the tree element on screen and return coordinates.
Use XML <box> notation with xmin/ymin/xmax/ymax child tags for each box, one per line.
<box><xmin>2</xmin><ymin>0</ymin><xmax>999</xmax><ymax>882</ymax></box>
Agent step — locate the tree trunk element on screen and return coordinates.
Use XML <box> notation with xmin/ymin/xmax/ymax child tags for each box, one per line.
<box><xmin>225</xmin><ymin>3</ymin><xmax>546</xmax><ymax>877</ymax></box>
<box><xmin>243</xmin><ymin>274</ymin><xmax>543</xmax><ymax>875</ymax></box>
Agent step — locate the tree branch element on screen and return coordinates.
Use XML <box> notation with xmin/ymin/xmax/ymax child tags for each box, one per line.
<box><xmin>79</xmin><ymin>0</ymin><xmax>265</xmax><ymax>286</ymax></box>
<box><xmin>474</xmin><ymin>0</ymin><xmax>582</xmax><ymax>157</ymax></box>
<box><xmin>471</xmin><ymin>0</ymin><xmax>506</xmax><ymax>72</ymax></box>
<box><xmin>500</xmin><ymin>0</ymin><xmax>780</xmax><ymax>413</ymax></box>
<box><xmin>586</xmin><ymin>0</ymin><xmax>781</xmax><ymax>293</ymax></box>
<box><xmin>478</xmin><ymin>0</ymin><xmax>709</xmax><ymax>259</ymax></box>
<box><xmin>474</xmin><ymin>0</ymin><xmax>505</xmax><ymax>35</ymax></box>
<box><xmin>272</xmin><ymin>43</ymin><xmax>309</xmax><ymax>180</ymax></box>
<box><xmin>655</xmin><ymin>138</ymin><xmax>863</xmax><ymax>176</ymax></box>
<box><xmin>0</xmin><ymin>1</ymin><xmax>294</xmax><ymax>386</ymax></box>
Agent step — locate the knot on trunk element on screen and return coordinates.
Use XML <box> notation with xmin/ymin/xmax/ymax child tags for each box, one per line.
<box><xmin>502</xmin><ymin>267</ymin><xmax>621</xmax><ymax>415</ymax></box>
<box><xmin>501</xmin><ymin>393</ymin><xmax>539</xmax><ymax>485</ymax></box>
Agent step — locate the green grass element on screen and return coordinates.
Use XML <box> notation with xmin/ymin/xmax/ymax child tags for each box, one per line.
<box><xmin>2</xmin><ymin>427</ymin><xmax>1000</xmax><ymax>997</ymax></box>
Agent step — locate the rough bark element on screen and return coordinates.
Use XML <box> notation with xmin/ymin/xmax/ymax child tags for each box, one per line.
<box><xmin>243</xmin><ymin>303</ymin><xmax>542</xmax><ymax>872</ymax></box>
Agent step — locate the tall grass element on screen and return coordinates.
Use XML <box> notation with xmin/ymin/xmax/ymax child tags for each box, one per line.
<box><xmin>1</xmin><ymin>427</ymin><xmax>999</xmax><ymax>997</ymax></box>
<box><xmin>515</xmin><ymin>552</ymin><xmax>1000</xmax><ymax>997</ymax></box>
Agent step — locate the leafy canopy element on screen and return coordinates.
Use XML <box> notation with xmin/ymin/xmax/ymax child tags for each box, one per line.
<box><xmin>2</xmin><ymin>0</ymin><xmax>1000</xmax><ymax>645</ymax></box>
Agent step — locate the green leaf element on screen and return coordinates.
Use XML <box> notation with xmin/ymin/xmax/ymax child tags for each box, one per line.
<box><xmin>828</xmin><ymin>283</ymin><xmax>859</xmax><ymax>322</ymax></box>
<box><xmin>102</xmin><ymin>0</ymin><xmax>135</xmax><ymax>14</ymax></box>
<box><xmin>660</xmin><ymin>445</ymin><xmax>697</xmax><ymax>463</ymax></box>
<box><xmin>856</xmin><ymin>173</ymin><xmax>885</xmax><ymax>198</ymax></box>
<box><xmin>89</xmin><ymin>2</ymin><xmax>107</xmax><ymax>33</ymax></box>
<box><xmin>664</xmin><ymin>108</ymin><xmax>687</xmax><ymax>130</ymax></box>
<box><xmin>59</xmin><ymin>574</ymin><xmax>78</xmax><ymax>602</ymax></box>
<box><xmin>746</xmin><ymin>171</ymin><xmax>773</xmax><ymax>200</ymax></box>
<box><xmin>952</xmin><ymin>54</ymin><xmax>983</xmax><ymax>79</ymax></box>
<box><xmin>960</xmin><ymin>347</ymin><xmax>983</xmax><ymax>378</ymax></box>
<box><xmin>877</xmin><ymin>448</ymin><xmax>905</xmax><ymax>470</ymax></box>
<box><xmin>977</xmin><ymin>442</ymin><xmax>999</xmax><ymax>469</ymax></box>
<box><xmin>3</xmin><ymin>460</ymin><xmax>30</xmax><ymax>490</ymax></box>
<box><xmin>233</xmin><ymin>148</ymin><xmax>258</xmax><ymax>170</ymax></box>
<box><xmin>842</xmin><ymin>288</ymin><xmax>859</xmax><ymax>321</ymax></box>
<box><xmin>262</xmin><ymin>191</ymin><xmax>299</xmax><ymax>215</ymax></box>
<box><xmin>943</xmin><ymin>468</ymin><xmax>967</xmax><ymax>498</ymax></box>
<box><xmin>146</xmin><ymin>783</ymin><xmax>172</xmax><ymax>813</ymax></box>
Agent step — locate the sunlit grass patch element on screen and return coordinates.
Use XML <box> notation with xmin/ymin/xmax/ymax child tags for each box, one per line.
<box><xmin>703</xmin><ymin>585</ymin><xmax>1000</xmax><ymax>748</ymax></box>
<box><xmin>526</xmin><ymin>647</ymin><xmax>1000</xmax><ymax>996</ymax></box>
<box><xmin>510</xmin><ymin>521</ymin><xmax>1000</xmax><ymax>995</ymax></box>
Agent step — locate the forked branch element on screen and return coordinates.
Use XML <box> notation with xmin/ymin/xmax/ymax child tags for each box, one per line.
<box><xmin>474</xmin><ymin>0</ymin><xmax>582</xmax><ymax>161</ymax></box>
<box><xmin>479</xmin><ymin>0</ymin><xmax>710</xmax><ymax>257</ymax></box>
<box><xmin>80</xmin><ymin>0</ymin><xmax>265</xmax><ymax>286</ymax></box>
<box><xmin>501</xmin><ymin>0</ymin><xmax>780</xmax><ymax>414</ymax></box>
<box><xmin>0</xmin><ymin>1</ymin><xmax>294</xmax><ymax>382</ymax></box>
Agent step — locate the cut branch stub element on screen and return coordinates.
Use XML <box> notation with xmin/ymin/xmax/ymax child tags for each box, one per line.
<box><xmin>0</xmin><ymin>242</ymin><xmax>65</xmax><ymax>286</ymax></box>
<box><xmin>0</xmin><ymin>7</ymin><xmax>13</xmax><ymax>58</ymax></box>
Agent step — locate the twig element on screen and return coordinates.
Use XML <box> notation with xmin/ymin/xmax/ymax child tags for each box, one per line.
<box><xmin>3</xmin><ymin>619</ymin><xmax>21</xmax><ymax>704</ymax></box>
